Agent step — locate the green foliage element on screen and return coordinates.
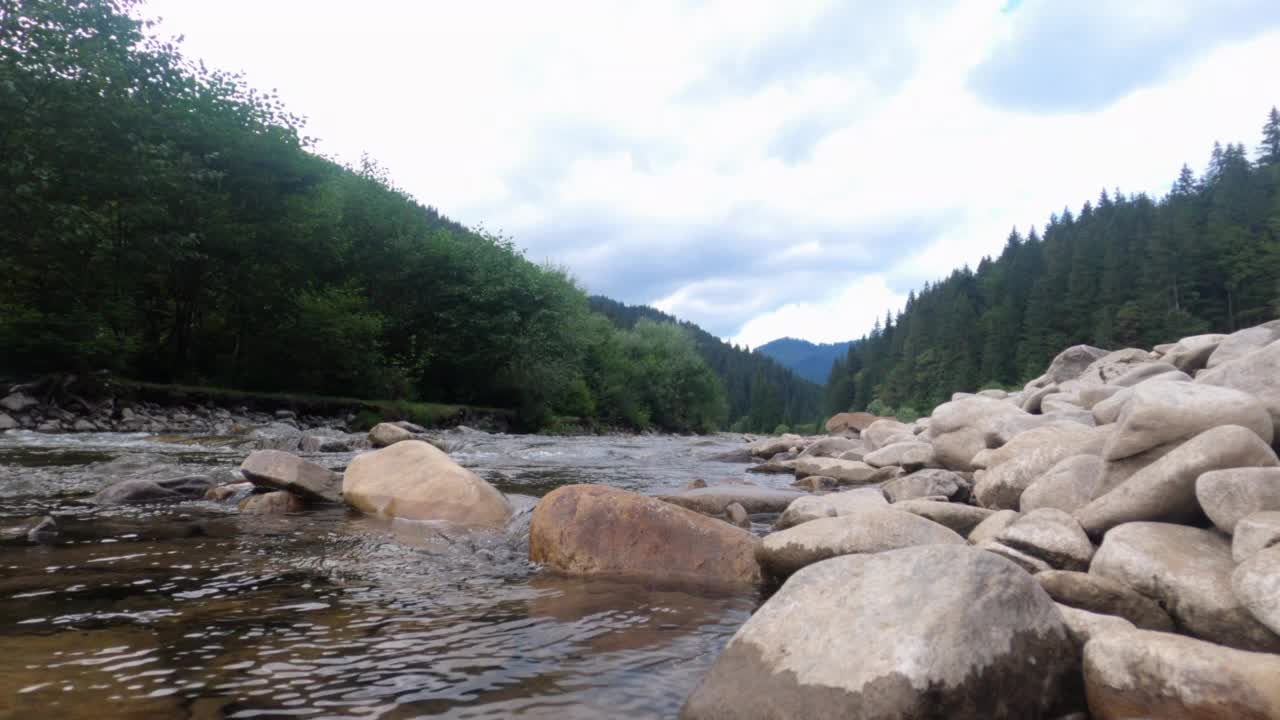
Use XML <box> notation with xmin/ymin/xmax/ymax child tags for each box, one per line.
<box><xmin>826</xmin><ymin>114</ymin><xmax>1280</xmax><ymax>415</ymax></box>
<box><xmin>772</xmin><ymin>423</ymin><xmax>791</xmax><ymax>435</ymax></box>
<box><xmin>0</xmin><ymin>0</ymin><xmax>768</xmax><ymax>434</ymax></box>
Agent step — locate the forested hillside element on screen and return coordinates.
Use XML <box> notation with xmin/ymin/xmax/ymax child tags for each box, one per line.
<box><xmin>589</xmin><ymin>298</ymin><xmax>822</xmax><ymax>432</ymax></box>
<box><xmin>755</xmin><ymin>338</ymin><xmax>853</xmax><ymax>384</ymax></box>
<box><xmin>826</xmin><ymin>109</ymin><xmax>1280</xmax><ymax>418</ymax></box>
<box><xmin>0</xmin><ymin>0</ymin><xmax>734</xmax><ymax>433</ymax></box>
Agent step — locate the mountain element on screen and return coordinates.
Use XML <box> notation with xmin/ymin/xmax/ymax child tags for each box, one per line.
<box><xmin>755</xmin><ymin>337</ymin><xmax>855</xmax><ymax>384</ymax></box>
<box><xmin>589</xmin><ymin>297</ymin><xmax>823</xmax><ymax>431</ymax></box>
<box><xmin>825</xmin><ymin>108</ymin><xmax>1280</xmax><ymax>419</ymax></box>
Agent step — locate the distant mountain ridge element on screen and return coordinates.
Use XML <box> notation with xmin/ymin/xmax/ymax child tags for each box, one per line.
<box><xmin>755</xmin><ymin>337</ymin><xmax>855</xmax><ymax>385</ymax></box>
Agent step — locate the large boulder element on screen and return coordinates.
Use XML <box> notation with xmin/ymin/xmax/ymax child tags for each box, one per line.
<box><xmin>1235</xmin><ymin>511</ymin><xmax>1280</xmax><ymax>562</ymax></box>
<box><xmin>756</xmin><ymin>507</ymin><xmax>964</xmax><ymax>581</ymax></box>
<box><xmin>1021</xmin><ymin>455</ymin><xmax>1104</xmax><ymax>513</ymax></box>
<box><xmin>824</xmin><ymin>412</ymin><xmax>881</xmax><ymax>434</ymax></box>
<box><xmin>893</xmin><ymin>499</ymin><xmax>996</xmax><ymax>536</ymax></box>
<box><xmin>773</xmin><ymin>488</ymin><xmax>887</xmax><ymax>530</ymax></box>
<box><xmin>927</xmin><ymin>397</ymin><xmax>1029</xmax><ymax>472</ymax></box>
<box><xmin>1162</xmin><ymin>333</ymin><xmax>1228</xmax><ymax>373</ymax></box>
<box><xmin>530</xmin><ymin>484</ymin><xmax>760</xmax><ymax>587</ymax></box>
<box><xmin>863</xmin><ymin>441</ymin><xmax>935</xmax><ymax>470</ymax></box>
<box><xmin>0</xmin><ymin>392</ymin><xmax>38</xmax><ymax>413</ymax></box>
<box><xmin>1109</xmin><ymin>362</ymin><xmax>1181</xmax><ymax>388</ymax></box>
<box><xmin>967</xmin><ymin>509</ymin><xmax>1020</xmax><ymax>545</ymax></box>
<box><xmin>973</xmin><ymin>425</ymin><xmax>1107</xmax><ymax>510</ymax></box>
<box><xmin>1084</xmin><ymin>629</ymin><xmax>1280</xmax><ymax>720</ymax></box>
<box><xmin>0</xmin><ymin>413</ymin><xmax>16</xmax><ymax>431</ymax></box>
<box><xmin>681</xmin><ymin>546</ymin><xmax>1080</xmax><ymax>720</ymax></box>
<box><xmin>1102</xmin><ymin>381</ymin><xmax>1273</xmax><ymax>461</ymax></box>
<box><xmin>239</xmin><ymin>449</ymin><xmax>342</xmax><ymax>503</ymax></box>
<box><xmin>1196</xmin><ymin>467</ymin><xmax>1280</xmax><ymax>534</ymax></box>
<box><xmin>972</xmin><ymin>423</ymin><xmax>1100</xmax><ymax>470</ymax></box>
<box><xmin>1197</xmin><ymin>338</ymin><xmax>1280</xmax><ymax>427</ymax></box>
<box><xmin>1232</xmin><ymin>544</ymin><xmax>1280</xmax><ymax>637</ymax></box>
<box><xmin>995</xmin><ymin>508</ymin><xmax>1094</xmax><ymax>572</ymax></box>
<box><xmin>368</xmin><ymin>421</ymin><xmax>413</xmax><ymax>448</ymax></box>
<box><xmin>1036</xmin><ymin>570</ymin><xmax>1174</xmax><ymax>632</ymax></box>
<box><xmin>658</xmin><ymin>486</ymin><xmax>803</xmax><ymax>515</ymax></box>
<box><xmin>792</xmin><ymin>456</ymin><xmax>892</xmax><ymax>485</ymax></box>
<box><xmin>92</xmin><ymin>475</ymin><xmax>213</xmax><ymax>505</ymax></box>
<box><xmin>342</xmin><ymin>440</ymin><xmax>512</xmax><ymax>528</ymax></box>
<box><xmin>1206</xmin><ymin>320</ymin><xmax>1280</xmax><ymax>370</ymax></box>
<box><xmin>1090</xmin><ymin>522</ymin><xmax>1280</xmax><ymax>652</ymax></box>
<box><xmin>881</xmin><ymin>468</ymin><xmax>968</xmax><ymax>503</ymax></box>
<box><xmin>1076</xmin><ymin>425</ymin><xmax>1279</xmax><ymax>537</ymax></box>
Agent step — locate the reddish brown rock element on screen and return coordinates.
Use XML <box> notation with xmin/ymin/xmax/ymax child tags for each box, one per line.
<box><xmin>530</xmin><ymin>484</ymin><xmax>761</xmax><ymax>587</ymax></box>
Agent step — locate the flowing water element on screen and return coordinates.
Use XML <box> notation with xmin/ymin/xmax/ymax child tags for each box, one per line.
<box><xmin>0</xmin><ymin>429</ymin><xmax>783</xmax><ymax>719</ymax></box>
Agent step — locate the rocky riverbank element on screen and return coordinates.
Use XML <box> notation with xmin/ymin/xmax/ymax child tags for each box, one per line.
<box><xmin>6</xmin><ymin>320</ymin><xmax>1280</xmax><ymax>718</ymax></box>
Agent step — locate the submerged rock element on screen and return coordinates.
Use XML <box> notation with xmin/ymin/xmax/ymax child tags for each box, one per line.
<box><xmin>93</xmin><ymin>475</ymin><xmax>213</xmax><ymax>505</ymax></box>
<box><xmin>240</xmin><ymin>490</ymin><xmax>305</xmax><ymax>514</ymax></box>
<box><xmin>530</xmin><ymin>484</ymin><xmax>760</xmax><ymax>587</ymax></box>
<box><xmin>681</xmin><ymin>546</ymin><xmax>1080</xmax><ymax>719</ymax></box>
<box><xmin>240</xmin><ymin>449</ymin><xmax>342</xmax><ymax>504</ymax></box>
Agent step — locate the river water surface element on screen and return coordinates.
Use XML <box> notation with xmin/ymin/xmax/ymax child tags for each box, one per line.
<box><xmin>0</xmin><ymin>429</ymin><xmax>781</xmax><ymax>719</ymax></box>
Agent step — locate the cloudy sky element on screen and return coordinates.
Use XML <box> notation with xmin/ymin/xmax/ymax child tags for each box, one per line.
<box><xmin>146</xmin><ymin>0</ymin><xmax>1280</xmax><ymax>347</ymax></box>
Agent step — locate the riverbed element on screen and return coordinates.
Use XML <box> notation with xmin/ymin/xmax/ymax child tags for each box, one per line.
<box><xmin>0</xmin><ymin>429</ymin><xmax>781</xmax><ymax>719</ymax></box>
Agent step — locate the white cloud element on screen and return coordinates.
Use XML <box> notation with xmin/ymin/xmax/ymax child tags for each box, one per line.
<box><xmin>142</xmin><ymin>0</ymin><xmax>1280</xmax><ymax>344</ymax></box>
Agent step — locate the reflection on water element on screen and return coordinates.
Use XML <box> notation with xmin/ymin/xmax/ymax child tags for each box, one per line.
<box><xmin>0</xmin><ymin>429</ymin><xmax>772</xmax><ymax>718</ymax></box>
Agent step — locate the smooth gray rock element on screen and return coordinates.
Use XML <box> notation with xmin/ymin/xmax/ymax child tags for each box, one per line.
<box><xmin>682</xmin><ymin>546</ymin><xmax>1079</xmax><ymax>720</ymax></box>
<box><xmin>881</xmin><ymin>469</ymin><xmax>968</xmax><ymax>503</ymax></box>
<box><xmin>972</xmin><ymin>423</ymin><xmax>1101</xmax><ymax>470</ymax></box>
<box><xmin>1206</xmin><ymin>320</ymin><xmax>1280</xmax><ymax>370</ymax></box>
<box><xmin>894</xmin><ymin>499</ymin><xmax>996</xmax><ymax>536</ymax></box>
<box><xmin>756</xmin><ymin>507</ymin><xmax>964</xmax><ymax>581</ymax></box>
<box><xmin>0</xmin><ymin>413</ymin><xmax>15</xmax><ymax>431</ymax></box>
<box><xmin>1234</xmin><ymin>511</ymin><xmax>1280</xmax><ymax>563</ymax></box>
<box><xmin>659</xmin><ymin>486</ymin><xmax>804</xmax><ymax>515</ymax></box>
<box><xmin>927</xmin><ymin>397</ymin><xmax>1029</xmax><ymax>472</ymax></box>
<box><xmin>749</xmin><ymin>434</ymin><xmax>806</xmax><ymax>458</ymax></box>
<box><xmin>1021</xmin><ymin>455</ymin><xmax>1104</xmax><ymax>513</ymax></box>
<box><xmin>978</xmin><ymin>540</ymin><xmax>1052</xmax><ymax>574</ymax></box>
<box><xmin>1046</xmin><ymin>345</ymin><xmax>1109</xmax><ymax>385</ymax></box>
<box><xmin>240</xmin><ymin>449</ymin><xmax>342</xmax><ymax>503</ymax></box>
<box><xmin>1102</xmin><ymin>380</ymin><xmax>1273</xmax><ymax>461</ymax></box>
<box><xmin>1090</xmin><ymin>522</ymin><xmax>1280</xmax><ymax>652</ymax></box>
<box><xmin>997</xmin><ymin>508</ymin><xmax>1094</xmax><ymax>571</ymax></box>
<box><xmin>0</xmin><ymin>392</ymin><xmax>37</xmax><ymax>413</ymax></box>
<box><xmin>1196</xmin><ymin>467</ymin><xmax>1280</xmax><ymax>534</ymax></box>
<box><xmin>863</xmin><ymin>440</ymin><xmax>935</xmax><ymax>470</ymax></box>
<box><xmin>793</xmin><ymin>456</ymin><xmax>895</xmax><ymax>485</ymax></box>
<box><xmin>1197</xmin><ymin>337</ymin><xmax>1280</xmax><ymax>428</ymax></box>
<box><xmin>967</xmin><ymin>509</ymin><xmax>1020</xmax><ymax>545</ymax></box>
<box><xmin>1162</xmin><ymin>333</ymin><xmax>1228</xmax><ymax>373</ymax></box>
<box><xmin>862</xmin><ymin>419</ymin><xmax>917</xmax><ymax>451</ymax></box>
<box><xmin>725</xmin><ymin>502</ymin><xmax>751</xmax><ymax>530</ymax></box>
<box><xmin>1232</xmin><ymin>544</ymin><xmax>1280</xmax><ymax>637</ymax></box>
<box><xmin>1021</xmin><ymin>384</ymin><xmax>1059</xmax><ymax>414</ymax></box>
<box><xmin>973</xmin><ymin>426</ymin><xmax>1107</xmax><ymax>510</ymax></box>
<box><xmin>791</xmin><ymin>474</ymin><xmax>838</xmax><ymax>491</ymax></box>
<box><xmin>1108</xmin><ymin>362</ymin><xmax>1180</xmax><ymax>388</ymax></box>
<box><xmin>1055</xmin><ymin>603</ymin><xmax>1136</xmax><ymax>652</ymax></box>
<box><xmin>773</xmin><ymin>488</ymin><xmax>887</xmax><ymax>530</ymax></box>
<box><xmin>1083</xmin><ymin>628</ymin><xmax>1280</xmax><ymax>720</ymax></box>
<box><xmin>1078</xmin><ymin>425</ymin><xmax>1279</xmax><ymax>537</ymax></box>
<box><xmin>1091</xmin><ymin>387</ymin><xmax>1133</xmax><ymax>425</ymax></box>
<box><xmin>798</xmin><ymin>437</ymin><xmax>864</xmax><ymax>459</ymax></box>
<box><xmin>1092</xmin><ymin>442</ymin><xmax>1179</xmax><ymax>499</ymax></box>
<box><xmin>1037</xmin><ymin>570</ymin><xmax>1174</xmax><ymax>632</ymax></box>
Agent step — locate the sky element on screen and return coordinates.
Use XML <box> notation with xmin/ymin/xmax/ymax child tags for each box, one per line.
<box><xmin>144</xmin><ymin>0</ymin><xmax>1280</xmax><ymax>348</ymax></box>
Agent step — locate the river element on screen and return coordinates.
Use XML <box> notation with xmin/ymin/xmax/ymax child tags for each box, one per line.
<box><xmin>0</xmin><ymin>429</ymin><xmax>783</xmax><ymax>719</ymax></box>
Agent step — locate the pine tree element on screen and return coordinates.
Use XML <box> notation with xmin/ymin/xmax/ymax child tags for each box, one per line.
<box><xmin>1259</xmin><ymin>107</ymin><xmax>1280</xmax><ymax>165</ymax></box>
